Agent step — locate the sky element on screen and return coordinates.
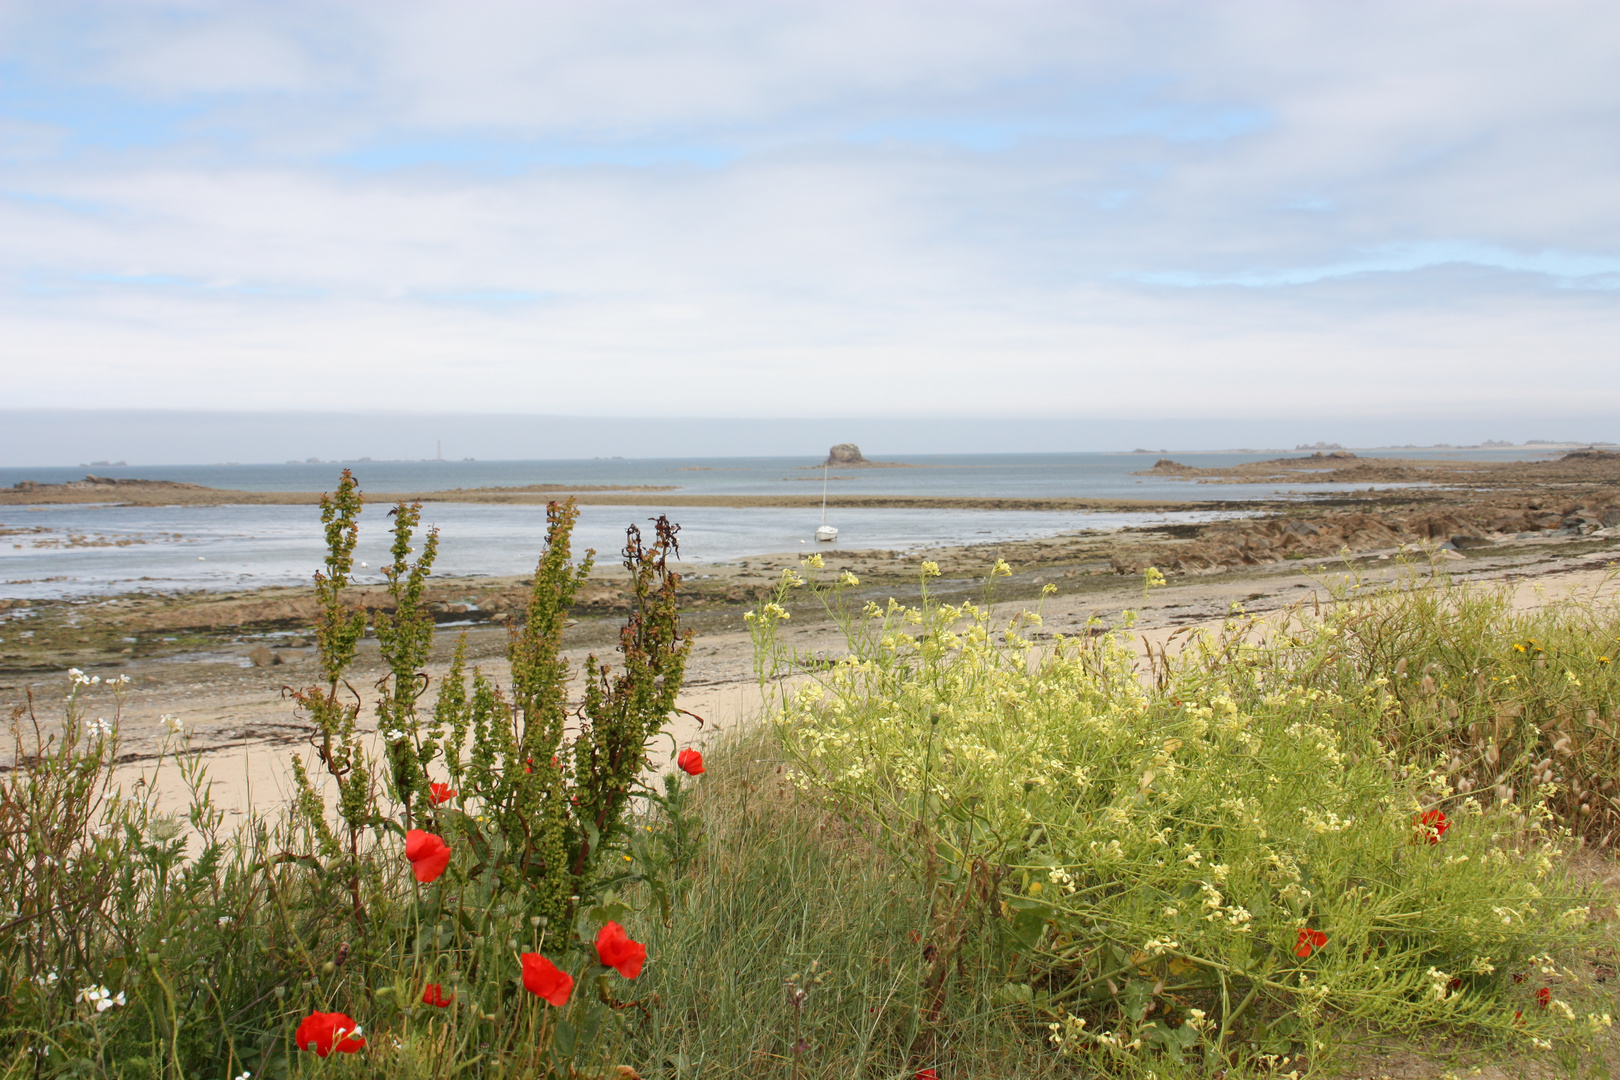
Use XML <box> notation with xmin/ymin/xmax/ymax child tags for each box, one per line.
<box><xmin>3</xmin><ymin>1</ymin><xmax>1619</xmax><ymax>442</ymax></box>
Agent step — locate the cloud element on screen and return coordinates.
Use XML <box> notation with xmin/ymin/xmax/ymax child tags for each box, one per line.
<box><xmin>2</xmin><ymin>0</ymin><xmax>1619</xmax><ymax>426</ymax></box>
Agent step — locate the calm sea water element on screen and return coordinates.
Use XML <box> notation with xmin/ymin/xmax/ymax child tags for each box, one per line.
<box><xmin>0</xmin><ymin>449</ymin><xmax>1555</xmax><ymax>600</ymax></box>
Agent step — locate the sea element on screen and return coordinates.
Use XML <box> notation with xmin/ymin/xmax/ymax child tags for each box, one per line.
<box><xmin>0</xmin><ymin>448</ymin><xmax>1556</xmax><ymax>600</ymax></box>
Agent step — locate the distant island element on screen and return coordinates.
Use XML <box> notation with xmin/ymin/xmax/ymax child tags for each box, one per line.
<box><xmin>805</xmin><ymin>443</ymin><xmax>915</xmax><ymax>469</ymax></box>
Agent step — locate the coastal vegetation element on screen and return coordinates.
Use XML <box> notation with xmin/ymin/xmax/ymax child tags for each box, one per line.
<box><xmin>1</xmin><ymin>472</ymin><xmax>1617</xmax><ymax>1077</ymax></box>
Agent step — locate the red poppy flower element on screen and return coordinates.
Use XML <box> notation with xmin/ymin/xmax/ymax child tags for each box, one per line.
<box><xmin>1294</xmin><ymin>928</ymin><xmax>1328</xmax><ymax>958</ymax></box>
<box><xmin>595</xmin><ymin>921</ymin><xmax>647</xmax><ymax>979</ymax></box>
<box><xmin>1536</xmin><ymin>986</ymin><xmax>1551</xmax><ymax>1008</ymax></box>
<box><xmin>1416</xmin><ymin>809</ymin><xmax>1449</xmax><ymax>844</ymax></box>
<box><xmin>677</xmin><ymin>748</ymin><xmax>705</xmax><ymax>776</ymax></box>
<box><xmin>521</xmin><ymin>952</ymin><xmax>574</xmax><ymax>1006</ymax></box>
<box><xmin>421</xmin><ymin>983</ymin><xmax>453</xmax><ymax>1008</ymax></box>
<box><xmin>295</xmin><ymin>1010</ymin><xmax>366</xmax><ymax>1055</ymax></box>
<box><xmin>429</xmin><ymin>782</ymin><xmax>457</xmax><ymax>805</ymax></box>
<box><xmin>404</xmin><ymin>829</ymin><xmax>451</xmax><ymax>884</ymax></box>
<box><xmin>916</xmin><ymin>1071</ymin><xmax>940</xmax><ymax>1080</ymax></box>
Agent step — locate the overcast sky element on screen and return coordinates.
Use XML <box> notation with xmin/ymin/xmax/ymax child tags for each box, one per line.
<box><xmin>3</xmin><ymin>1</ymin><xmax>1618</xmax><ymax>428</ymax></box>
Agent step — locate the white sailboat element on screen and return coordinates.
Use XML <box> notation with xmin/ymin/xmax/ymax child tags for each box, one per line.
<box><xmin>815</xmin><ymin>461</ymin><xmax>838</xmax><ymax>542</ymax></box>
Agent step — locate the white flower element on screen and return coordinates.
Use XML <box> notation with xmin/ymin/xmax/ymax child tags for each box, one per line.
<box><xmin>88</xmin><ymin>718</ymin><xmax>114</xmax><ymax>737</ymax></box>
<box><xmin>76</xmin><ymin>985</ymin><xmax>125</xmax><ymax>1012</ymax></box>
<box><xmin>160</xmin><ymin>715</ymin><xmax>184</xmax><ymax>734</ymax></box>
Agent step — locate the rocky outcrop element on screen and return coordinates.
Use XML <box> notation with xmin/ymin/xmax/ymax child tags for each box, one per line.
<box><xmin>1110</xmin><ymin>496</ymin><xmax>1620</xmax><ymax>576</ymax></box>
<box><xmin>825</xmin><ymin>444</ymin><xmax>868</xmax><ymax>466</ymax></box>
<box><xmin>12</xmin><ymin>476</ymin><xmax>210</xmax><ymax>492</ymax></box>
<box><xmin>1144</xmin><ymin>459</ymin><xmax>1204</xmax><ymax>476</ymax></box>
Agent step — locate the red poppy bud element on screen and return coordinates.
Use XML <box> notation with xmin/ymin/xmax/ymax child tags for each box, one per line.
<box><xmin>1294</xmin><ymin>928</ymin><xmax>1328</xmax><ymax>958</ymax></box>
<box><xmin>295</xmin><ymin>1010</ymin><xmax>366</xmax><ymax>1055</ymax></box>
<box><xmin>1536</xmin><ymin>986</ymin><xmax>1551</xmax><ymax>1008</ymax></box>
<box><xmin>429</xmin><ymin>782</ymin><xmax>457</xmax><ymax>806</ymax></box>
<box><xmin>677</xmin><ymin>748</ymin><xmax>705</xmax><ymax>776</ymax></box>
<box><xmin>520</xmin><ymin>952</ymin><xmax>574</xmax><ymax>1006</ymax></box>
<box><xmin>594</xmin><ymin>920</ymin><xmax>647</xmax><ymax>979</ymax></box>
<box><xmin>404</xmin><ymin>829</ymin><xmax>451</xmax><ymax>884</ymax></box>
<box><xmin>421</xmin><ymin>983</ymin><xmax>453</xmax><ymax>1008</ymax></box>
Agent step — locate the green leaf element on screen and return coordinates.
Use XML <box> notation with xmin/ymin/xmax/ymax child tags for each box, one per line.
<box><xmin>1122</xmin><ymin>977</ymin><xmax>1155</xmax><ymax>1022</ymax></box>
<box><xmin>1005</xmin><ymin>904</ymin><xmax>1050</xmax><ymax>950</ymax></box>
<box><xmin>551</xmin><ymin>1017</ymin><xmax>577</xmax><ymax>1058</ymax></box>
<box><xmin>992</xmin><ymin>982</ymin><xmax>1033</xmax><ymax>1006</ymax></box>
<box><xmin>587</xmin><ymin>901</ymin><xmax>634</xmax><ymax>927</ymax></box>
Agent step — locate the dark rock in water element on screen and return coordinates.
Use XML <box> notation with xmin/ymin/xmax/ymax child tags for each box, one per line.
<box><xmin>1144</xmin><ymin>458</ymin><xmax>1202</xmax><ymax>476</ymax></box>
<box><xmin>825</xmin><ymin>443</ymin><xmax>868</xmax><ymax>466</ymax></box>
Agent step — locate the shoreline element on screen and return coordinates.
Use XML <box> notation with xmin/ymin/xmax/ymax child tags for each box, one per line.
<box><xmin>1</xmin><ymin>480</ymin><xmax>1229</xmax><ymax>511</ymax></box>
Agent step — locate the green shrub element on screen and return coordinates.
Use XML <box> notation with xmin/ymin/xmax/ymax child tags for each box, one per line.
<box><xmin>757</xmin><ymin>557</ymin><xmax>1613</xmax><ymax>1076</ymax></box>
<box><xmin>0</xmin><ymin>472</ymin><xmax>697</xmax><ymax>1078</ymax></box>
